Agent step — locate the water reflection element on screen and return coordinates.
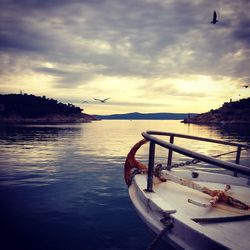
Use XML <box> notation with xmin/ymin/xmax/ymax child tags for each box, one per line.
<box><xmin>0</xmin><ymin>121</ymin><xmax>249</xmax><ymax>250</ymax></box>
<box><xmin>182</xmin><ymin>123</ymin><xmax>250</xmax><ymax>167</ymax></box>
<box><xmin>188</xmin><ymin>123</ymin><xmax>250</xmax><ymax>142</ymax></box>
<box><xmin>0</xmin><ymin>125</ymin><xmax>83</xmax><ymax>186</ymax></box>
<box><xmin>0</xmin><ymin>121</ymin><xmax>249</xmax><ymax>187</ymax></box>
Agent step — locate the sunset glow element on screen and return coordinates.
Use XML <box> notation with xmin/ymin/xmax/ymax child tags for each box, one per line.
<box><xmin>0</xmin><ymin>0</ymin><xmax>249</xmax><ymax>115</ymax></box>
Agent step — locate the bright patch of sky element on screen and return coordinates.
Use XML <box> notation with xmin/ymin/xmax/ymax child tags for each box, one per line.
<box><xmin>0</xmin><ymin>0</ymin><xmax>249</xmax><ymax>114</ymax></box>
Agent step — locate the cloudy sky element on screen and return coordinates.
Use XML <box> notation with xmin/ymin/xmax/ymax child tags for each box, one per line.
<box><xmin>0</xmin><ymin>0</ymin><xmax>249</xmax><ymax>115</ymax></box>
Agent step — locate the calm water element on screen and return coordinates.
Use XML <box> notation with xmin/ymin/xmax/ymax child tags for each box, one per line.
<box><xmin>0</xmin><ymin>120</ymin><xmax>250</xmax><ymax>250</ymax></box>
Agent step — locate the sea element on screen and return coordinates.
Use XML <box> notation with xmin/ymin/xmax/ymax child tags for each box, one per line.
<box><xmin>0</xmin><ymin>120</ymin><xmax>250</xmax><ymax>250</ymax></box>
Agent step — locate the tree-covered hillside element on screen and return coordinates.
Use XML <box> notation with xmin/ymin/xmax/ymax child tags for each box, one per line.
<box><xmin>0</xmin><ymin>94</ymin><xmax>82</xmax><ymax>118</ymax></box>
<box><xmin>0</xmin><ymin>93</ymin><xmax>97</xmax><ymax>124</ymax></box>
<box><xmin>182</xmin><ymin>97</ymin><xmax>250</xmax><ymax>124</ymax></box>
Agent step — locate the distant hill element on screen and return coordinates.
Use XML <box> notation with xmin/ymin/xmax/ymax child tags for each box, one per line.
<box><xmin>0</xmin><ymin>93</ymin><xmax>96</xmax><ymax>123</ymax></box>
<box><xmin>182</xmin><ymin>97</ymin><xmax>250</xmax><ymax>124</ymax></box>
<box><xmin>94</xmin><ymin>112</ymin><xmax>197</xmax><ymax>120</ymax></box>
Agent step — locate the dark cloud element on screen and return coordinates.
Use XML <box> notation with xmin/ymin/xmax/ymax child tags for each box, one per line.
<box><xmin>0</xmin><ymin>27</ymin><xmax>52</xmax><ymax>53</ymax></box>
<box><xmin>232</xmin><ymin>17</ymin><xmax>250</xmax><ymax>47</ymax></box>
<box><xmin>33</xmin><ymin>65</ymin><xmax>99</xmax><ymax>87</ymax></box>
<box><xmin>35</xmin><ymin>67</ymin><xmax>73</xmax><ymax>76</ymax></box>
<box><xmin>0</xmin><ymin>0</ymin><xmax>250</xmax><ymax>89</ymax></box>
<box><xmin>0</xmin><ymin>0</ymin><xmax>105</xmax><ymax>10</ymax></box>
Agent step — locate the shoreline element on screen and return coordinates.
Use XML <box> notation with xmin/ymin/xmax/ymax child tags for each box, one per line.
<box><xmin>0</xmin><ymin>113</ymin><xmax>98</xmax><ymax>125</ymax></box>
<box><xmin>181</xmin><ymin>120</ymin><xmax>250</xmax><ymax>125</ymax></box>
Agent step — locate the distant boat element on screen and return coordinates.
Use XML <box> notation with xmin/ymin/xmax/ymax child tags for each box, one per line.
<box><xmin>124</xmin><ymin>131</ymin><xmax>250</xmax><ymax>250</ymax></box>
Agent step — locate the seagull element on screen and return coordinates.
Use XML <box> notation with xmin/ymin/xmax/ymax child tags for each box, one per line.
<box><xmin>93</xmin><ymin>97</ymin><xmax>110</xmax><ymax>103</ymax></box>
<box><xmin>239</xmin><ymin>79</ymin><xmax>249</xmax><ymax>88</ymax></box>
<box><xmin>211</xmin><ymin>10</ymin><xmax>218</xmax><ymax>24</ymax></box>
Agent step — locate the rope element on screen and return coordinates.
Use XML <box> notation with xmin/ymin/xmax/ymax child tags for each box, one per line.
<box><xmin>146</xmin><ymin>220</ymin><xmax>173</xmax><ymax>250</ymax></box>
<box><xmin>156</xmin><ymin>170</ymin><xmax>249</xmax><ymax>210</ymax></box>
<box><xmin>213</xmin><ymin>147</ymin><xmax>248</xmax><ymax>158</ymax></box>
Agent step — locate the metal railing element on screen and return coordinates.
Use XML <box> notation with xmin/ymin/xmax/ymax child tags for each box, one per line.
<box><xmin>142</xmin><ymin>131</ymin><xmax>250</xmax><ymax>192</ymax></box>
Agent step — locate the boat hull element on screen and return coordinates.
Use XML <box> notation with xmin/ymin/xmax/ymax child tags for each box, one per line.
<box><xmin>129</xmin><ymin>170</ymin><xmax>250</xmax><ymax>250</ymax></box>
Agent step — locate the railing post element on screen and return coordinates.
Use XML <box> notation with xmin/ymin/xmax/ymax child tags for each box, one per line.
<box><xmin>235</xmin><ymin>146</ymin><xmax>241</xmax><ymax>164</ymax></box>
<box><xmin>146</xmin><ymin>141</ymin><xmax>155</xmax><ymax>192</ymax></box>
<box><xmin>167</xmin><ymin>135</ymin><xmax>174</xmax><ymax>167</ymax></box>
<box><xmin>234</xmin><ymin>146</ymin><xmax>242</xmax><ymax>176</ymax></box>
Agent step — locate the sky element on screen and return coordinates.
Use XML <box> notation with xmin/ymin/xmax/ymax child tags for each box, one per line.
<box><xmin>0</xmin><ymin>0</ymin><xmax>250</xmax><ymax>115</ymax></box>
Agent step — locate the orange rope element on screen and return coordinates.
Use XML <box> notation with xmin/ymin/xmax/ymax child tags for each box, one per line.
<box><xmin>202</xmin><ymin>185</ymin><xmax>249</xmax><ymax>210</ymax></box>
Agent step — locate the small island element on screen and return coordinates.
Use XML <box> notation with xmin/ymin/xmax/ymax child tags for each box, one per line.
<box><xmin>182</xmin><ymin>97</ymin><xmax>250</xmax><ymax>124</ymax></box>
<box><xmin>0</xmin><ymin>93</ymin><xmax>97</xmax><ymax>124</ymax></box>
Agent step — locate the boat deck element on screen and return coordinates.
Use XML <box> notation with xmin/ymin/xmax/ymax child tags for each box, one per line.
<box><xmin>154</xmin><ymin>177</ymin><xmax>250</xmax><ymax>219</ymax></box>
<box><xmin>126</xmin><ymin>131</ymin><xmax>250</xmax><ymax>250</ymax></box>
<box><xmin>132</xmin><ymin>172</ymin><xmax>250</xmax><ymax>250</ymax></box>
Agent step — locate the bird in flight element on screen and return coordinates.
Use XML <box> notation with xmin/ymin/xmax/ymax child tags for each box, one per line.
<box><xmin>82</xmin><ymin>100</ymin><xmax>89</xmax><ymax>103</ymax></box>
<box><xmin>211</xmin><ymin>10</ymin><xmax>218</xmax><ymax>24</ymax></box>
<box><xmin>93</xmin><ymin>97</ymin><xmax>110</xmax><ymax>103</ymax></box>
<box><xmin>239</xmin><ymin>79</ymin><xmax>249</xmax><ymax>88</ymax></box>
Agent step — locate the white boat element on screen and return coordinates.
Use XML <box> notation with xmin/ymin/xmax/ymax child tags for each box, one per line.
<box><xmin>124</xmin><ymin>131</ymin><xmax>250</xmax><ymax>250</ymax></box>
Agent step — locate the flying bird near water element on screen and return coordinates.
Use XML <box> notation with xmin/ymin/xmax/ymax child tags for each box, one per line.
<box><xmin>93</xmin><ymin>97</ymin><xmax>110</xmax><ymax>103</ymax></box>
<box><xmin>211</xmin><ymin>10</ymin><xmax>218</xmax><ymax>24</ymax></box>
